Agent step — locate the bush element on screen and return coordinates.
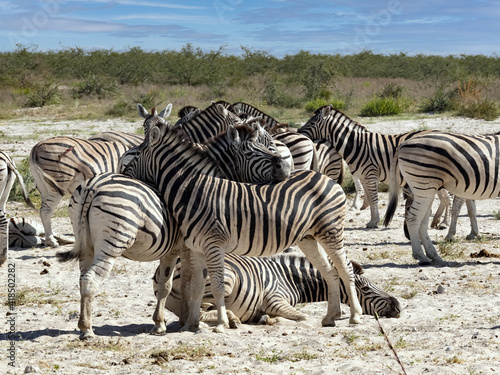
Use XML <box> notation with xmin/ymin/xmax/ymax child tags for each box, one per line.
<box><xmin>106</xmin><ymin>100</ymin><xmax>130</xmax><ymax>117</ymax></box>
<box><xmin>24</xmin><ymin>82</ymin><xmax>60</xmax><ymax>107</ymax></box>
<box><xmin>360</xmin><ymin>97</ymin><xmax>402</xmax><ymax>116</ymax></box>
<box><xmin>305</xmin><ymin>98</ymin><xmax>346</xmax><ymax>113</ymax></box>
<box><xmin>378</xmin><ymin>83</ymin><xmax>405</xmax><ymax>99</ymax></box>
<box><xmin>457</xmin><ymin>99</ymin><xmax>499</xmax><ymax>121</ymax></box>
<box><xmin>420</xmin><ymin>88</ymin><xmax>458</xmax><ymax>113</ymax></box>
<box><xmin>73</xmin><ymin>74</ymin><xmax>117</xmax><ymax>99</ymax></box>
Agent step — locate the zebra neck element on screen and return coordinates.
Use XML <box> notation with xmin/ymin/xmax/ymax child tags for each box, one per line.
<box><xmin>326</xmin><ymin>114</ymin><xmax>369</xmax><ymax>159</ymax></box>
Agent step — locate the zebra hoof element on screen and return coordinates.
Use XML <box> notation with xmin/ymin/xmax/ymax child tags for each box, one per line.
<box><xmin>213</xmin><ymin>325</ymin><xmax>226</xmax><ymax>334</ymax></box>
<box><xmin>349</xmin><ymin>315</ymin><xmax>362</xmax><ymax>325</ymax></box>
<box><xmin>321</xmin><ymin>316</ymin><xmax>336</xmax><ymax>327</ymax></box>
<box><xmin>150</xmin><ymin>325</ymin><xmax>166</xmax><ymax>335</ymax></box>
<box><xmin>79</xmin><ymin>330</ymin><xmax>95</xmax><ymax>341</ymax></box>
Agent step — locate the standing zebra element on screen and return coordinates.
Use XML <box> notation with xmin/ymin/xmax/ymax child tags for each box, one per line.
<box><xmin>384</xmin><ymin>130</ymin><xmax>500</xmax><ymax>264</ymax></box>
<box><xmin>130</xmin><ymin>120</ymin><xmax>363</xmax><ymax>333</ymax></box>
<box><xmin>56</xmin><ymin>122</ymin><xmax>288</xmax><ymax>339</ymax></box>
<box><xmin>298</xmin><ymin>105</ymin><xmax>432</xmax><ymax>228</ymax></box>
<box><xmin>1</xmin><ymin>151</ymin><xmax>35</xmax><ymax>266</ymax></box>
<box><xmin>29</xmin><ymin>104</ymin><xmax>169</xmax><ymax>247</ymax></box>
<box><xmin>155</xmin><ymin>252</ymin><xmax>401</xmax><ymax>326</ymax></box>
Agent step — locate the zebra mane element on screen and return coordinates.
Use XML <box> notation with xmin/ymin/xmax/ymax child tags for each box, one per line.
<box><xmin>177</xmin><ymin>105</ymin><xmax>199</xmax><ymax>119</ymax></box>
<box><xmin>315</xmin><ymin>105</ymin><xmax>369</xmax><ymax>132</ymax></box>
<box><xmin>232</xmin><ymin>102</ymin><xmax>279</xmax><ymax>125</ymax></box>
<box><xmin>203</xmin><ymin>123</ymin><xmax>256</xmax><ymax>147</ymax></box>
<box><xmin>267</xmin><ymin>123</ymin><xmax>295</xmax><ymax>136</ymax></box>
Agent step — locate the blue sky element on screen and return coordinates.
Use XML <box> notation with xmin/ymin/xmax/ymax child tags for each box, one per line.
<box><xmin>0</xmin><ymin>0</ymin><xmax>498</xmax><ymax>56</ymax></box>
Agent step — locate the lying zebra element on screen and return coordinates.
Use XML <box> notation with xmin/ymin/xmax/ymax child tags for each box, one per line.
<box><xmin>154</xmin><ymin>252</ymin><xmax>401</xmax><ymax>327</ymax></box>
<box><xmin>7</xmin><ymin>217</ymin><xmax>73</xmax><ymax>248</ymax></box>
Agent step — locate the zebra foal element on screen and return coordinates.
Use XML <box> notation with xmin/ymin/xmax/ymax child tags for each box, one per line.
<box><xmin>130</xmin><ymin>120</ymin><xmax>363</xmax><ymax>333</ymax></box>
<box><xmin>384</xmin><ymin>130</ymin><xmax>500</xmax><ymax>264</ymax></box>
<box><xmin>56</xmin><ymin>120</ymin><xmax>288</xmax><ymax>339</ymax></box>
<box><xmin>155</xmin><ymin>252</ymin><xmax>401</xmax><ymax>327</ymax></box>
<box><xmin>1</xmin><ymin>151</ymin><xmax>34</xmax><ymax>266</ymax></box>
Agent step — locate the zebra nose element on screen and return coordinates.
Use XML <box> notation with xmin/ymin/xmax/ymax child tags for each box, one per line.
<box><xmin>272</xmin><ymin>156</ymin><xmax>291</xmax><ymax>181</ymax></box>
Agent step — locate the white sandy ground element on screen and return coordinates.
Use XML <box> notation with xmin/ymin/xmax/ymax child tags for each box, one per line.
<box><xmin>1</xmin><ymin>113</ymin><xmax>500</xmax><ymax>375</ymax></box>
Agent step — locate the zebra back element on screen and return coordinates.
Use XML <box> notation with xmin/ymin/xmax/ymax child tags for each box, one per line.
<box><xmin>312</xmin><ymin>139</ymin><xmax>344</xmax><ymax>184</ymax></box>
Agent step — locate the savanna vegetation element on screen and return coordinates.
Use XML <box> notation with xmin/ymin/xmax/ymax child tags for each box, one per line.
<box><xmin>0</xmin><ymin>44</ymin><xmax>499</xmax><ymax>123</ymax></box>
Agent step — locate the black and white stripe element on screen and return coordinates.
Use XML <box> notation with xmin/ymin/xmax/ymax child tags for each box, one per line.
<box><xmin>1</xmin><ymin>151</ymin><xmax>34</xmax><ymax>266</ymax></box>
<box><xmin>156</xmin><ymin>252</ymin><xmax>401</xmax><ymax>326</ymax></box>
<box><xmin>29</xmin><ymin>104</ymin><xmax>169</xmax><ymax>247</ymax></box>
<box><xmin>384</xmin><ymin>130</ymin><xmax>500</xmax><ymax>264</ymax></box>
<box><xmin>298</xmin><ymin>105</ymin><xmax>429</xmax><ymax>228</ymax></box>
<box><xmin>56</xmin><ymin>121</ymin><xmax>288</xmax><ymax>339</ymax></box>
<box><xmin>131</xmin><ymin>120</ymin><xmax>362</xmax><ymax>333</ymax></box>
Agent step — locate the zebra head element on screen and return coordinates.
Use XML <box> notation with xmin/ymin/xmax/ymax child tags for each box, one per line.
<box><xmin>137</xmin><ymin>103</ymin><xmax>172</xmax><ymax>135</ymax></box>
<box><xmin>297</xmin><ymin>104</ymin><xmax>333</xmax><ymax>140</ymax></box>
<box><xmin>205</xmin><ymin>124</ymin><xmax>290</xmax><ymax>183</ymax></box>
<box><xmin>354</xmin><ymin>270</ymin><xmax>402</xmax><ymax>319</ymax></box>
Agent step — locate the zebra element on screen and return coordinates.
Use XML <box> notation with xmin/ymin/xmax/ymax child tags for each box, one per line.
<box><xmin>7</xmin><ymin>217</ymin><xmax>73</xmax><ymax>248</ymax></box>
<box><xmin>1</xmin><ymin>151</ymin><xmax>35</xmax><ymax>266</ymax></box>
<box><xmin>56</xmin><ymin>121</ymin><xmax>289</xmax><ymax>339</ymax></box>
<box><xmin>384</xmin><ymin>130</ymin><xmax>500</xmax><ymax>264</ymax></box>
<box><xmin>29</xmin><ymin>104</ymin><xmax>169</xmax><ymax>247</ymax></box>
<box><xmin>297</xmin><ymin>105</ymin><xmax>435</xmax><ymax>228</ymax></box>
<box><xmin>154</xmin><ymin>252</ymin><xmax>401</xmax><ymax>327</ymax></box>
<box><xmin>129</xmin><ymin>120</ymin><xmax>363</xmax><ymax>334</ymax></box>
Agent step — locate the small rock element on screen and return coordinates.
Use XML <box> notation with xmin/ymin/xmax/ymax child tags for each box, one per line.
<box><xmin>472</xmin><ymin>332</ymin><xmax>479</xmax><ymax>339</ymax></box>
<box><xmin>445</xmin><ymin>346</ymin><xmax>453</xmax><ymax>352</ymax></box>
<box><xmin>42</xmin><ymin>261</ymin><xmax>51</xmax><ymax>267</ymax></box>
<box><xmin>40</xmin><ymin>268</ymin><xmax>49</xmax><ymax>275</ymax></box>
<box><xmin>436</xmin><ymin>285</ymin><xmax>446</xmax><ymax>294</ymax></box>
<box><xmin>24</xmin><ymin>365</ymin><xmax>40</xmax><ymax>373</ymax></box>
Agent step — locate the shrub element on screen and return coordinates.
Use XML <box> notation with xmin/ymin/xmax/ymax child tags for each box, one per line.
<box><xmin>24</xmin><ymin>82</ymin><xmax>60</xmax><ymax>107</ymax></box>
<box><xmin>305</xmin><ymin>98</ymin><xmax>346</xmax><ymax>113</ymax></box>
<box><xmin>105</xmin><ymin>100</ymin><xmax>130</xmax><ymax>117</ymax></box>
<box><xmin>360</xmin><ymin>97</ymin><xmax>402</xmax><ymax>116</ymax></box>
<box><xmin>457</xmin><ymin>98</ymin><xmax>499</xmax><ymax>121</ymax></box>
<box><xmin>378</xmin><ymin>82</ymin><xmax>405</xmax><ymax>99</ymax></box>
<box><xmin>72</xmin><ymin>74</ymin><xmax>117</xmax><ymax>99</ymax></box>
<box><xmin>420</xmin><ymin>88</ymin><xmax>458</xmax><ymax>113</ymax></box>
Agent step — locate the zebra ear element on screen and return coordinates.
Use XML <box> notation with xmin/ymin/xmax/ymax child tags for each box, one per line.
<box><xmin>137</xmin><ymin>103</ymin><xmax>149</xmax><ymax>119</ymax></box>
<box><xmin>321</xmin><ymin>105</ymin><xmax>332</xmax><ymax>118</ymax></box>
<box><xmin>149</xmin><ymin>126</ymin><xmax>162</xmax><ymax>146</ymax></box>
<box><xmin>215</xmin><ymin>103</ymin><xmax>229</xmax><ymax>118</ymax></box>
<box><xmin>160</xmin><ymin>103</ymin><xmax>172</xmax><ymax>119</ymax></box>
<box><xmin>227</xmin><ymin>125</ymin><xmax>240</xmax><ymax>145</ymax></box>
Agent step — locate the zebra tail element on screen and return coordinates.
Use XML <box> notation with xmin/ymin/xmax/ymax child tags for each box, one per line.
<box><xmin>29</xmin><ymin>149</ymin><xmax>65</xmax><ymax>197</ymax></box>
<box><xmin>383</xmin><ymin>147</ymin><xmax>402</xmax><ymax>227</ymax></box>
<box><xmin>11</xmin><ymin>162</ymin><xmax>35</xmax><ymax>209</ymax></box>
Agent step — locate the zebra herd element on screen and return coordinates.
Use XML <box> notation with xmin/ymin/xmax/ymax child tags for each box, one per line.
<box><xmin>1</xmin><ymin>101</ymin><xmax>498</xmax><ymax>339</ymax></box>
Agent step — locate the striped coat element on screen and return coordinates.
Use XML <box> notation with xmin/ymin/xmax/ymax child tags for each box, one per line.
<box><xmin>156</xmin><ymin>252</ymin><xmax>401</xmax><ymax>326</ymax></box>
<box><xmin>131</xmin><ymin>121</ymin><xmax>363</xmax><ymax>333</ymax></box>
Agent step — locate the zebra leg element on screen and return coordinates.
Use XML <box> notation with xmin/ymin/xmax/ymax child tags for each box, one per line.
<box><xmin>406</xmin><ymin>195</ymin><xmax>435</xmax><ymax>265</ymax></box>
<box><xmin>445</xmin><ymin>196</ymin><xmax>466</xmax><ymax>241</ymax></box>
<box><xmin>182</xmin><ymin>250</ymin><xmax>207</xmax><ymax>332</ymax></box>
<box><xmin>262</xmin><ymin>297</ymin><xmax>307</xmax><ymax>322</ymax></box>
<box><xmin>205</xmin><ymin>249</ymin><xmax>230</xmax><ymax>333</ymax></box>
<box><xmin>0</xmin><ymin>209</ymin><xmax>8</xmax><ymax>266</ymax></box>
<box><xmin>363</xmin><ymin>177</ymin><xmax>380</xmax><ymax>228</ymax></box>
<box><xmin>151</xmin><ymin>252</ymin><xmax>179</xmax><ymax>335</ymax></box>
<box><xmin>179</xmin><ymin>247</ymin><xmax>192</xmax><ymax>326</ymax></box>
<box><xmin>419</xmin><ymin>202</ymin><xmax>444</xmax><ymax>263</ymax></box>
<box><xmin>349</xmin><ymin>176</ymin><xmax>364</xmax><ymax>211</ymax></box>
<box><xmin>78</xmin><ymin>255</ymin><xmax>116</xmax><ymax>340</ymax></box>
<box><xmin>431</xmin><ymin>190</ymin><xmax>451</xmax><ymax>229</ymax></box>
<box><xmin>39</xmin><ymin>193</ymin><xmax>63</xmax><ymax>247</ymax></box>
<box><xmin>465</xmin><ymin>200</ymin><xmax>478</xmax><ymax>240</ymax></box>
<box><xmin>298</xmin><ymin>236</ymin><xmax>362</xmax><ymax>326</ymax></box>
